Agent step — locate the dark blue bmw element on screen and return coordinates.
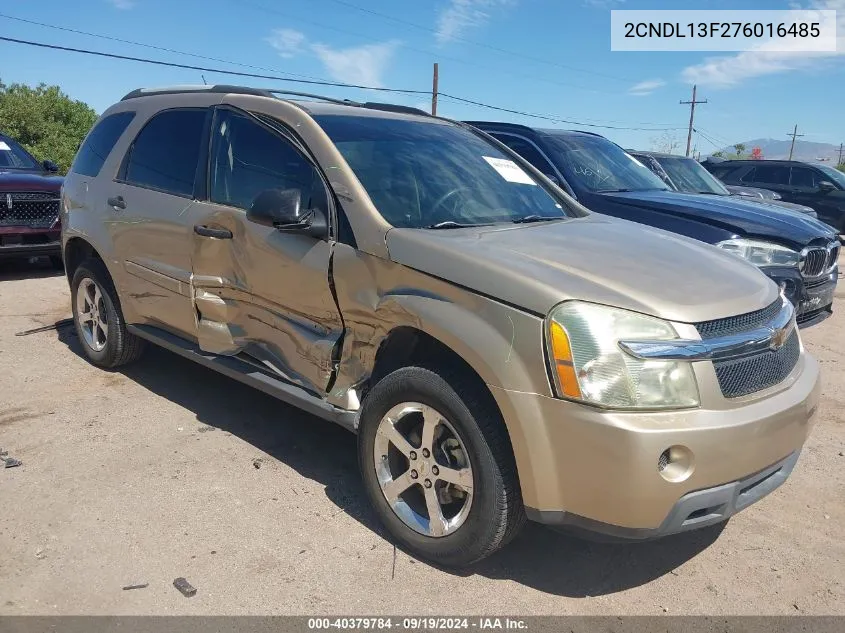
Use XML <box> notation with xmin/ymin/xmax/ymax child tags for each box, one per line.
<box><xmin>467</xmin><ymin>122</ymin><xmax>840</xmax><ymax>328</ymax></box>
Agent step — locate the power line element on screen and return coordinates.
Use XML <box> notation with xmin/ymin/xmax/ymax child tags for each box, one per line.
<box><xmin>0</xmin><ymin>35</ymin><xmax>428</xmax><ymax>94</ymax></box>
<box><xmin>231</xmin><ymin>0</ymin><xmax>623</xmax><ymax>96</ymax></box>
<box><xmin>440</xmin><ymin>94</ymin><xmax>686</xmax><ymax>131</ymax></box>
<box><xmin>0</xmin><ymin>12</ymin><xmax>327</xmax><ymax>83</ymax></box>
<box><xmin>2</xmin><ymin>10</ymin><xmax>684</xmax><ymax>127</ymax></box>
<box><xmin>0</xmin><ymin>35</ymin><xmax>687</xmax><ymax>132</ymax></box>
<box><xmin>319</xmin><ymin>0</ymin><xmax>632</xmax><ymax>83</ymax></box>
<box><xmin>693</xmin><ymin>128</ymin><xmax>724</xmax><ymax>152</ymax></box>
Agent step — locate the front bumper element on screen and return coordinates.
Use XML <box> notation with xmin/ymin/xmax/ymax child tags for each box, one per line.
<box><xmin>763</xmin><ymin>266</ymin><xmax>836</xmax><ymax>328</ymax></box>
<box><xmin>0</xmin><ymin>227</ymin><xmax>61</xmax><ymax>260</ymax></box>
<box><xmin>490</xmin><ymin>351</ymin><xmax>820</xmax><ymax>536</ymax></box>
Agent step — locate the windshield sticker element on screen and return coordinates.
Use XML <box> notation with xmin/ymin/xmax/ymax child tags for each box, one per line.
<box><xmin>482</xmin><ymin>156</ymin><xmax>537</xmax><ymax>185</ymax></box>
<box><xmin>0</xmin><ymin>142</ymin><xmax>11</xmax><ymax>151</ymax></box>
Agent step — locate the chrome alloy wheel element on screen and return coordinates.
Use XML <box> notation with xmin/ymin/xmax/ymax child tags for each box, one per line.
<box><xmin>75</xmin><ymin>277</ymin><xmax>109</xmax><ymax>352</ymax></box>
<box><xmin>373</xmin><ymin>402</ymin><xmax>474</xmax><ymax>537</ymax></box>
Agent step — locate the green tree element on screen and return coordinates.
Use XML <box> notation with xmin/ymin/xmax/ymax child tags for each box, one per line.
<box><xmin>0</xmin><ymin>80</ymin><xmax>97</xmax><ymax>174</ymax></box>
<box><xmin>733</xmin><ymin>143</ymin><xmax>746</xmax><ymax>158</ymax></box>
<box><xmin>837</xmin><ymin>163</ymin><xmax>845</xmax><ymax>174</ymax></box>
<box><xmin>711</xmin><ymin>150</ymin><xmax>724</xmax><ymax>158</ymax></box>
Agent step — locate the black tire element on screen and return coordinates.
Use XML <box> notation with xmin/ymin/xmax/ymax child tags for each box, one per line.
<box><xmin>358</xmin><ymin>365</ymin><xmax>525</xmax><ymax>567</ymax></box>
<box><xmin>49</xmin><ymin>255</ymin><xmax>64</xmax><ymax>271</ymax></box>
<box><xmin>70</xmin><ymin>258</ymin><xmax>144</xmax><ymax>368</ymax></box>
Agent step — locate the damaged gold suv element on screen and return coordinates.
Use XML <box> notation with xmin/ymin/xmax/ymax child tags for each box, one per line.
<box><xmin>61</xmin><ymin>86</ymin><xmax>820</xmax><ymax>566</ymax></box>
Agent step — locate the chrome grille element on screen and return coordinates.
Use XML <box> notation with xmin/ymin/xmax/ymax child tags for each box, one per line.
<box><xmin>712</xmin><ymin>331</ymin><xmax>800</xmax><ymax>398</ymax></box>
<box><xmin>695</xmin><ymin>300</ymin><xmax>781</xmax><ymax>339</ymax></box>
<box><xmin>828</xmin><ymin>242</ymin><xmax>840</xmax><ymax>270</ymax></box>
<box><xmin>0</xmin><ymin>191</ymin><xmax>60</xmax><ymax>228</ymax></box>
<box><xmin>800</xmin><ymin>248</ymin><xmax>827</xmax><ymax>277</ymax></box>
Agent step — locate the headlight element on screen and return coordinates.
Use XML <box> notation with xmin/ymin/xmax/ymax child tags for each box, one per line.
<box><xmin>546</xmin><ymin>301</ymin><xmax>700</xmax><ymax>409</ymax></box>
<box><xmin>716</xmin><ymin>238</ymin><xmax>799</xmax><ymax>268</ymax></box>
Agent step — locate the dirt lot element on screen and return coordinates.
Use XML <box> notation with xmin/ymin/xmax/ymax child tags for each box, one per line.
<box><xmin>0</xmin><ymin>257</ymin><xmax>843</xmax><ymax>616</ymax></box>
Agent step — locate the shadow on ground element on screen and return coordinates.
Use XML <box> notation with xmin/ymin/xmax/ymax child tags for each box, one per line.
<box><xmin>56</xmin><ymin>325</ymin><xmax>723</xmax><ymax>597</ymax></box>
<box><xmin>0</xmin><ymin>257</ymin><xmax>63</xmax><ymax>282</ymax></box>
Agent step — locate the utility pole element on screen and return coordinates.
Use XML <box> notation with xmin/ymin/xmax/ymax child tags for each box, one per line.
<box><xmin>787</xmin><ymin>124</ymin><xmax>804</xmax><ymax>161</ymax></box>
<box><xmin>431</xmin><ymin>63</ymin><xmax>439</xmax><ymax>116</ymax></box>
<box><xmin>680</xmin><ymin>84</ymin><xmax>707</xmax><ymax>158</ymax></box>
<box><xmin>838</xmin><ymin>142</ymin><xmax>843</xmax><ymax>165</ymax></box>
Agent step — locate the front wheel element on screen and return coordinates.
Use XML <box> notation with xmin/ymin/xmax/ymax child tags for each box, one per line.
<box><xmin>358</xmin><ymin>366</ymin><xmax>524</xmax><ymax>567</ymax></box>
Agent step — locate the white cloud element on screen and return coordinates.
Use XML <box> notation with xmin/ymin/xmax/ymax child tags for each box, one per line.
<box><xmin>681</xmin><ymin>0</ymin><xmax>844</xmax><ymax>88</ymax></box>
<box><xmin>311</xmin><ymin>40</ymin><xmax>400</xmax><ymax>88</ymax></box>
<box><xmin>108</xmin><ymin>0</ymin><xmax>135</xmax><ymax>8</ymax></box>
<box><xmin>266</xmin><ymin>28</ymin><xmax>306</xmax><ymax>58</ymax></box>
<box><xmin>435</xmin><ymin>0</ymin><xmax>513</xmax><ymax>45</ymax></box>
<box><xmin>628</xmin><ymin>78</ymin><xmax>665</xmax><ymax>96</ymax></box>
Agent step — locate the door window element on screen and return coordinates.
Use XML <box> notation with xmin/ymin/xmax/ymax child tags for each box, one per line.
<box><xmin>751</xmin><ymin>164</ymin><xmax>790</xmax><ymax>186</ymax></box>
<box><xmin>210</xmin><ymin>110</ymin><xmax>327</xmax><ymax>212</ymax></box>
<box><xmin>71</xmin><ymin>112</ymin><xmax>135</xmax><ymax>177</ymax></box>
<box><xmin>123</xmin><ymin>109</ymin><xmax>207</xmax><ymax>197</ymax></box>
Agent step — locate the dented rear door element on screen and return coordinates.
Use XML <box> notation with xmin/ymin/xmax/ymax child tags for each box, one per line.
<box><xmin>190</xmin><ymin>107</ymin><xmax>342</xmax><ymax>395</ymax></box>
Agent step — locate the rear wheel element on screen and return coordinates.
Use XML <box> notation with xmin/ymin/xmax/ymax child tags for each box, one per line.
<box><xmin>358</xmin><ymin>365</ymin><xmax>524</xmax><ymax>567</ymax></box>
<box><xmin>71</xmin><ymin>258</ymin><xmax>144</xmax><ymax>368</ymax></box>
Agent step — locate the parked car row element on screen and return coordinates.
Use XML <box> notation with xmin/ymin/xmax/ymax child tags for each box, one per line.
<box><xmin>468</xmin><ymin>122</ymin><xmax>839</xmax><ymax>328</ymax></box>
<box><xmin>57</xmin><ymin>85</ymin><xmax>828</xmax><ymax>566</ymax></box>
<box><xmin>702</xmin><ymin>157</ymin><xmax>845</xmax><ymax>235</ymax></box>
<box><xmin>627</xmin><ymin>151</ymin><xmax>818</xmax><ymax>218</ymax></box>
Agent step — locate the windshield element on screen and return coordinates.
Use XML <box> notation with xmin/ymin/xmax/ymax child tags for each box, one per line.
<box><xmin>654</xmin><ymin>155</ymin><xmax>730</xmax><ymax>195</ymax></box>
<box><xmin>0</xmin><ymin>136</ymin><xmax>40</xmax><ymax>170</ymax></box>
<box><xmin>544</xmin><ymin>133</ymin><xmax>669</xmax><ymax>193</ymax></box>
<box><xmin>817</xmin><ymin>165</ymin><xmax>845</xmax><ymax>189</ymax></box>
<box><xmin>314</xmin><ymin>115</ymin><xmax>570</xmax><ymax>228</ymax></box>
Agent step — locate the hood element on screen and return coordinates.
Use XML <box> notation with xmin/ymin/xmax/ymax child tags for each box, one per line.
<box><xmin>601</xmin><ymin>190</ymin><xmax>835</xmax><ymax>247</ymax></box>
<box><xmin>386</xmin><ymin>214</ymin><xmax>778</xmax><ymax>323</ymax></box>
<box><xmin>0</xmin><ymin>169</ymin><xmax>64</xmax><ymax>191</ymax></box>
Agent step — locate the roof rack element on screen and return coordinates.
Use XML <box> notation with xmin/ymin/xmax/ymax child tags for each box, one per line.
<box><xmin>120</xmin><ymin>84</ymin><xmax>434</xmax><ymax>118</ymax></box>
<box><xmin>359</xmin><ymin>102</ymin><xmax>431</xmax><ymax>116</ymax></box>
<box><xmin>121</xmin><ymin>85</ymin><xmax>275</xmax><ymax>101</ymax></box>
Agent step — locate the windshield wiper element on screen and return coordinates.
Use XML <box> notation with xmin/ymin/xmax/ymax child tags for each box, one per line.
<box><xmin>511</xmin><ymin>215</ymin><xmax>563</xmax><ymax>224</ymax></box>
<box><xmin>596</xmin><ymin>188</ymin><xmax>633</xmax><ymax>193</ymax></box>
<box><xmin>426</xmin><ymin>221</ymin><xmax>491</xmax><ymax>229</ymax></box>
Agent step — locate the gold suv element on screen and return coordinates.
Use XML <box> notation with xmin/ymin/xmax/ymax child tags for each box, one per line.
<box><xmin>61</xmin><ymin>86</ymin><xmax>820</xmax><ymax>566</ymax></box>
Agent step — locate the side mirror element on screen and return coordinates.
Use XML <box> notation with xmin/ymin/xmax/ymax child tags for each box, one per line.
<box><xmin>42</xmin><ymin>160</ymin><xmax>59</xmax><ymax>173</ymax></box>
<box><xmin>818</xmin><ymin>180</ymin><xmax>836</xmax><ymax>193</ymax></box>
<box><xmin>246</xmin><ymin>188</ymin><xmax>327</xmax><ymax>239</ymax></box>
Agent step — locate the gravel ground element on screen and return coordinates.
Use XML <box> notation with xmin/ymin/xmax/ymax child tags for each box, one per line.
<box><xmin>0</xmin><ymin>257</ymin><xmax>843</xmax><ymax>615</ymax></box>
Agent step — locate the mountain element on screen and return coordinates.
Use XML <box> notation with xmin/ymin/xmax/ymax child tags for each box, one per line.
<box><xmin>714</xmin><ymin>138</ymin><xmax>841</xmax><ymax>163</ymax></box>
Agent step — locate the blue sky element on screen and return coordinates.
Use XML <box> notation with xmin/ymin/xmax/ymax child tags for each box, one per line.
<box><xmin>1</xmin><ymin>0</ymin><xmax>842</xmax><ymax>152</ymax></box>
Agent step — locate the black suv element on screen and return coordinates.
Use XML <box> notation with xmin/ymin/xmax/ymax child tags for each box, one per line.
<box><xmin>703</xmin><ymin>159</ymin><xmax>845</xmax><ymax>234</ymax></box>
<box><xmin>467</xmin><ymin>122</ymin><xmax>840</xmax><ymax>328</ymax></box>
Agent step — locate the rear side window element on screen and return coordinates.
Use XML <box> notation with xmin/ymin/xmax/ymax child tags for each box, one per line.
<box><xmin>789</xmin><ymin>167</ymin><xmax>817</xmax><ymax>188</ymax></box>
<box><xmin>71</xmin><ymin>112</ymin><xmax>135</xmax><ymax>177</ymax></box>
<box><xmin>751</xmin><ymin>164</ymin><xmax>789</xmax><ymax>186</ymax></box>
<box><xmin>124</xmin><ymin>109</ymin><xmax>207</xmax><ymax>197</ymax></box>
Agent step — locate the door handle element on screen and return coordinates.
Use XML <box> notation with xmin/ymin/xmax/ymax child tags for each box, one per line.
<box><xmin>107</xmin><ymin>195</ymin><xmax>126</xmax><ymax>210</ymax></box>
<box><xmin>194</xmin><ymin>224</ymin><xmax>233</xmax><ymax>239</ymax></box>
